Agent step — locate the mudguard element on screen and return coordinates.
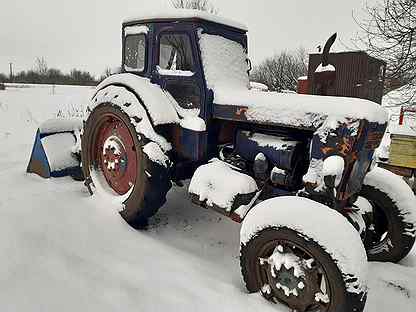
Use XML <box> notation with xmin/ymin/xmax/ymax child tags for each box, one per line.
<box><xmin>94</xmin><ymin>73</ymin><xmax>180</xmax><ymax>126</ymax></box>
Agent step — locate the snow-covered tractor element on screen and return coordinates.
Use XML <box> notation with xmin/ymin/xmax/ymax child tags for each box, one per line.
<box><xmin>27</xmin><ymin>10</ymin><xmax>416</xmax><ymax>312</ymax></box>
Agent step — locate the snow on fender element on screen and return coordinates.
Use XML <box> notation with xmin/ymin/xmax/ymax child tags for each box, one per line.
<box><xmin>364</xmin><ymin>167</ymin><xmax>416</xmax><ymax>230</ymax></box>
<box><xmin>240</xmin><ymin>196</ymin><xmax>368</xmax><ymax>295</ymax></box>
<box><xmin>360</xmin><ymin>167</ymin><xmax>416</xmax><ymax>262</ymax></box>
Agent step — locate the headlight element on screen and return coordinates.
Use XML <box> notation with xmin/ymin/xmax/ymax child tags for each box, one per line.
<box><xmin>322</xmin><ymin>155</ymin><xmax>345</xmax><ymax>188</ymax></box>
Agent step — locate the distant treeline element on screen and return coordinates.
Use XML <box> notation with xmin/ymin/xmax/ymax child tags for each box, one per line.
<box><xmin>0</xmin><ymin>69</ymin><xmax>98</xmax><ymax>86</ymax></box>
<box><xmin>0</xmin><ymin>57</ymin><xmax>106</xmax><ymax>86</ymax></box>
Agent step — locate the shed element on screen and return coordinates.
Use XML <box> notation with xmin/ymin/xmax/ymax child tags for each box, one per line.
<box><xmin>308</xmin><ymin>51</ymin><xmax>386</xmax><ymax>104</ymax></box>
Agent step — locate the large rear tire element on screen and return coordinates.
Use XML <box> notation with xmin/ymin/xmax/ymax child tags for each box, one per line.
<box><xmin>360</xmin><ymin>168</ymin><xmax>416</xmax><ymax>262</ymax></box>
<box><xmin>82</xmin><ymin>102</ymin><xmax>171</xmax><ymax>228</ymax></box>
<box><xmin>240</xmin><ymin>197</ymin><xmax>367</xmax><ymax>312</ymax></box>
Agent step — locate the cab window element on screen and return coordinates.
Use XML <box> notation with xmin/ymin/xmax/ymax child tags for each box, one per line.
<box><xmin>159</xmin><ymin>34</ymin><xmax>194</xmax><ymax>71</ymax></box>
<box><xmin>124</xmin><ymin>34</ymin><xmax>146</xmax><ymax>72</ymax></box>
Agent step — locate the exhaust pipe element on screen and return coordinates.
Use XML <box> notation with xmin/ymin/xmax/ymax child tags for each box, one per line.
<box><xmin>314</xmin><ymin>33</ymin><xmax>337</xmax><ymax>96</ymax></box>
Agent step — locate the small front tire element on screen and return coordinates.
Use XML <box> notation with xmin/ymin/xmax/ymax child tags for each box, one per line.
<box><xmin>240</xmin><ymin>197</ymin><xmax>367</xmax><ymax>312</ymax></box>
<box><xmin>361</xmin><ymin>167</ymin><xmax>416</xmax><ymax>262</ymax></box>
<box><xmin>360</xmin><ymin>185</ymin><xmax>415</xmax><ymax>262</ymax></box>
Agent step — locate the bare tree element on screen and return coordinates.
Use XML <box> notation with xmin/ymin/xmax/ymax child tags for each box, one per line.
<box><xmin>35</xmin><ymin>57</ymin><xmax>48</xmax><ymax>76</ymax></box>
<box><xmin>250</xmin><ymin>48</ymin><xmax>308</xmax><ymax>92</ymax></box>
<box><xmin>104</xmin><ymin>67</ymin><xmax>112</xmax><ymax>77</ymax></box>
<box><xmin>98</xmin><ymin>67</ymin><xmax>113</xmax><ymax>82</ymax></box>
<box><xmin>171</xmin><ymin>0</ymin><xmax>218</xmax><ymax>14</ymax></box>
<box><xmin>356</xmin><ymin>0</ymin><xmax>416</xmax><ymax>96</ymax></box>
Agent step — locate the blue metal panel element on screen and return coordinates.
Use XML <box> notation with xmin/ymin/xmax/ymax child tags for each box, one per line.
<box><xmin>26</xmin><ymin>129</ymin><xmax>51</xmax><ymax>178</ymax></box>
<box><xmin>180</xmin><ymin>128</ymin><xmax>208</xmax><ymax>161</ymax></box>
<box><xmin>235</xmin><ymin>130</ymin><xmax>301</xmax><ymax>171</ymax></box>
<box><xmin>27</xmin><ymin>130</ymin><xmax>82</xmax><ymax>179</ymax></box>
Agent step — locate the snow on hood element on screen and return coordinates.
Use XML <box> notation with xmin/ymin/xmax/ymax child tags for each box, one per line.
<box><xmin>198</xmin><ymin>32</ymin><xmax>387</xmax><ymax>128</ymax></box>
<box><xmin>214</xmin><ymin>89</ymin><xmax>389</xmax><ymax>128</ymax></box>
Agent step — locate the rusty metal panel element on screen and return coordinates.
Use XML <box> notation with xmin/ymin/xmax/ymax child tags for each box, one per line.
<box><xmin>308</xmin><ymin>51</ymin><xmax>385</xmax><ymax>104</ymax></box>
<box><xmin>212</xmin><ymin>104</ymin><xmax>318</xmax><ymax>131</ymax></box>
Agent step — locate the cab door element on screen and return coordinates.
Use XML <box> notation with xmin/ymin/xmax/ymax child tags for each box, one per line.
<box><xmin>156</xmin><ymin>31</ymin><xmax>204</xmax><ymax>113</ymax></box>
<box><xmin>154</xmin><ymin>28</ymin><xmax>208</xmax><ymax>162</ymax></box>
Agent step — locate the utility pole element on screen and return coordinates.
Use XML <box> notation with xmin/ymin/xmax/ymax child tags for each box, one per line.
<box><xmin>9</xmin><ymin>62</ymin><xmax>13</xmax><ymax>82</ymax></box>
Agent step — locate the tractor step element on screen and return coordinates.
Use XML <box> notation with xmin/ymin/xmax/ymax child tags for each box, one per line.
<box><xmin>188</xmin><ymin>159</ymin><xmax>258</xmax><ymax>217</ymax></box>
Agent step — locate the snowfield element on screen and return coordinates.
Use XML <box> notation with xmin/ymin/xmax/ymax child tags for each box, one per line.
<box><xmin>0</xmin><ymin>84</ymin><xmax>415</xmax><ymax>311</ymax></box>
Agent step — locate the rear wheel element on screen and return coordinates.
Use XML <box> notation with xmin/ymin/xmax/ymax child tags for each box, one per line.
<box><xmin>81</xmin><ymin>103</ymin><xmax>171</xmax><ymax>228</ymax></box>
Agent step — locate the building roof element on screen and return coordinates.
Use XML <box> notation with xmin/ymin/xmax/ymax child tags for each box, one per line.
<box><xmin>123</xmin><ymin>9</ymin><xmax>248</xmax><ymax>31</ymax></box>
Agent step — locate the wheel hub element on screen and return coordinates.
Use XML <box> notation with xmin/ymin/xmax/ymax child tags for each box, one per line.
<box><xmin>259</xmin><ymin>243</ymin><xmax>330</xmax><ymax>312</ymax></box>
<box><xmin>96</xmin><ymin>116</ymin><xmax>137</xmax><ymax>195</ymax></box>
<box><xmin>275</xmin><ymin>266</ymin><xmax>303</xmax><ymax>292</ymax></box>
<box><xmin>102</xmin><ymin>136</ymin><xmax>128</xmax><ymax>174</ymax></box>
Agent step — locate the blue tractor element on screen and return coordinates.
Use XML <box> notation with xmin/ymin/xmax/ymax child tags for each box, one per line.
<box><xmin>27</xmin><ymin>10</ymin><xmax>416</xmax><ymax>312</ymax></box>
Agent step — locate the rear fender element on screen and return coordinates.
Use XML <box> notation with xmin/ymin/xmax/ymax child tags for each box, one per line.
<box><xmin>94</xmin><ymin>73</ymin><xmax>179</xmax><ymax>126</ymax></box>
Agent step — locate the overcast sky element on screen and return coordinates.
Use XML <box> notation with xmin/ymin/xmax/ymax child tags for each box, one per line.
<box><xmin>0</xmin><ymin>0</ymin><xmax>372</xmax><ymax>77</ymax></box>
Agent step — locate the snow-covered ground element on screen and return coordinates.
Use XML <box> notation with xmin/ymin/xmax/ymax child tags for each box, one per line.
<box><xmin>0</xmin><ymin>84</ymin><xmax>415</xmax><ymax>311</ymax></box>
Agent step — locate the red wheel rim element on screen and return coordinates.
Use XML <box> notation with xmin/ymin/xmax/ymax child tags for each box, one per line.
<box><xmin>95</xmin><ymin>114</ymin><xmax>137</xmax><ymax>195</ymax></box>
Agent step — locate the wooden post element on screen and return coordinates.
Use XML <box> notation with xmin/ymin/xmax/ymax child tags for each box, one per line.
<box><xmin>399</xmin><ymin>106</ymin><xmax>405</xmax><ymax>125</ymax></box>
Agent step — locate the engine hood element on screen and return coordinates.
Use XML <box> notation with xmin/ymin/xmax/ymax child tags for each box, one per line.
<box><xmin>212</xmin><ymin>89</ymin><xmax>389</xmax><ymax>130</ymax></box>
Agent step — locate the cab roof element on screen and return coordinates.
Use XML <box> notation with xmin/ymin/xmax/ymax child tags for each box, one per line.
<box><xmin>123</xmin><ymin>9</ymin><xmax>248</xmax><ymax>32</ymax></box>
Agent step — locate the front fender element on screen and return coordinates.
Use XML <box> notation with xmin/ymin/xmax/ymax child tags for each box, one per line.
<box><xmin>95</xmin><ymin>73</ymin><xmax>179</xmax><ymax>126</ymax></box>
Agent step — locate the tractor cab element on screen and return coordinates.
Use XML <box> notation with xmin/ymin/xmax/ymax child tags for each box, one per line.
<box><xmin>122</xmin><ymin>11</ymin><xmax>249</xmax><ymax>122</ymax></box>
<box><xmin>120</xmin><ymin>12</ymin><xmax>251</xmax><ymax>168</ymax></box>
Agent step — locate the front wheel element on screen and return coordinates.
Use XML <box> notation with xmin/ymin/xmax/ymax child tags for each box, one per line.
<box><xmin>360</xmin><ymin>168</ymin><xmax>416</xmax><ymax>262</ymax></box>
<box><xmin>240</xmin><ymin>197</ymin><xmax>367</xmax><ymax>312</ymax></box>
